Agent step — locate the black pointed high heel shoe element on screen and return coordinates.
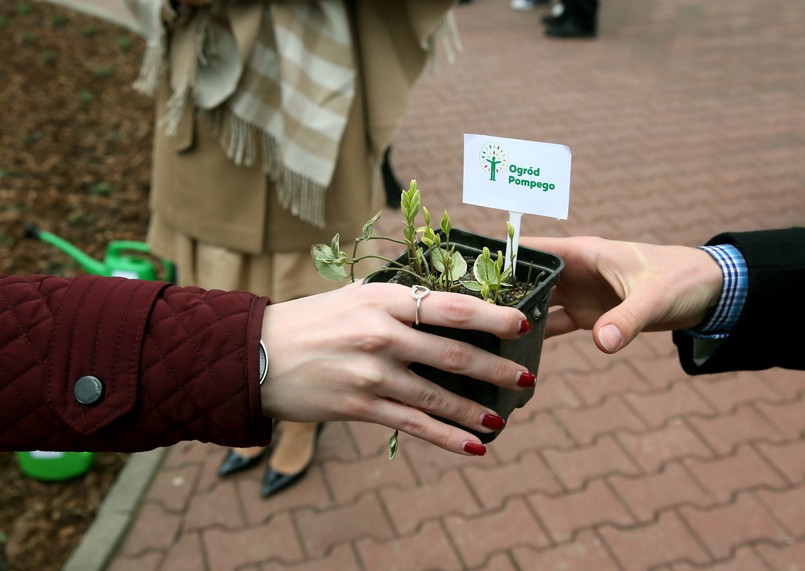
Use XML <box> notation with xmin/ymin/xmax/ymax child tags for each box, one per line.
<box><xmin>260</xmin><ymin>423</ymin><xmax>325</xmax><ymax>498</ymax></box>
<box><xmin>381</xmin><ymin>147</ymin><xmax>403</xmax><ymax>210</ymax></box>
<box><xmin>217</xmin><ymin>447</ymin><xmax>267</xmax><ymax>478</ymax></box>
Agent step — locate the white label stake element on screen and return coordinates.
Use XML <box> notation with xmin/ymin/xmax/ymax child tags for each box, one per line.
<box><xmin>504</xmin><ymin>211</ymin><xmax>523</xmax><ymax>272</ymax></box>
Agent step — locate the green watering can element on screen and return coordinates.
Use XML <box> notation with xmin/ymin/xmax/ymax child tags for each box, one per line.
<box><xmin>15</xmin><ymin>225</ymin><xmax>175</xmax><ymax>481</ymax></box>
<box><xmin>25</xmin><ymin>224</ymin><xmax>175</xmax><ymax>282</ymax></box>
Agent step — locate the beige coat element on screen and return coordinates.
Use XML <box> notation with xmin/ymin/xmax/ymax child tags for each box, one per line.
<box><xmin>149</xmin><ymin>0</ymin><xmax>454</xmax><ymax>256</ymax></box>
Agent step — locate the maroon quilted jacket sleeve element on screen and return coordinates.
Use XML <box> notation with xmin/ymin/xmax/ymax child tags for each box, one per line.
<box><xmin>0</xmin><ymin>273</ymin><xmax>272</xmax><ymax>452</ymax></box>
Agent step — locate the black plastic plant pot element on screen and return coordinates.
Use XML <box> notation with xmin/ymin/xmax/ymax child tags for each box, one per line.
<box><xmin>365</xmin><ymin>228</ymin><xmax>564</xmax><ymax>443</ymax></box>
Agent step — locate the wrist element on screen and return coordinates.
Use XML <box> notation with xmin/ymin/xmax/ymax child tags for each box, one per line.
<box><xmin>688</xmin><ymin>244</ymin><xmax>748</xmax><ymax>338</ymax></box>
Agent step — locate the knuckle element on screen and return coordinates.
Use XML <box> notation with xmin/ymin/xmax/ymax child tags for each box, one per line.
<box><xmin>440</xmin><ymin>342</ymin><xmax>472</xmax><ymax>371</ymax></box>
<box><xmin>353</xmin><ymin>330</ymin><xmax>393</xmax><ymax>354</ymax></box>
<box><xmin>347</xmin><ymin>360</ymin><xmax>386</xmax><ymax>392</ymax></box>
<box><xmin>430</xmin><ymin>427</ymin><xmax>452</xmax><ymax>450</ymax></box>
<box><xmin>398</xmin><ymin>415</ymin><xmax>427</xmax><ymax>439</ymax></box>
<box><xmin>416</xmin><ymin>386</ymin><xmax>444</xmax><ymax>412</ymax></box>
<box><xmin>490</xmin><ymin>359</ymin><xmax>513</xmax><ymax>385</ymax></box>
<box><xmin>454</xmin><ymin>397</ymin><xmax>476</xmax><ymax>424</ymax></box>
<box><xmin>438</xmin><ymin>296</ymin><xmax>474</xmax><ymax>327</ymax></box>
<box><xmin>399</xmin><ymin>416</ymin><xmax>452</xmax><ymax>449</ymax></box>
<box><xmin>341</xmin><ymin>395</ymin><xmax>371</xmax><ymax>421</ymax></box>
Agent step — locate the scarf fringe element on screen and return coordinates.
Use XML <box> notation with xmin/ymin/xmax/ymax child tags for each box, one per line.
<box><xmin>278</xmin><ymin>171</ymin><xmax>327</xmax><ymax>229</ymax></box>
<box><xmin>133</xmin><ymin>33</ymin><xmax>164</xmax><ymax>96</ymax></box>
<box><xmin>442</xmin><ymin>12</ymin><xmax>463</xmax><ymax>63</ymax></box>
<box><xmin>129</xmin><ymin>0</ymin><xmax>165</xmax><ymax>96</ymax></box>
<box><xmin>209</xmin><ymin>108</ymin><xmax>327</xmax><ymax>228</ymax></box>
<box><xmin>424</xmin><ymin>11</ymin><xmax>463</xmax><ymax>74</ymax></box>
<box><xmin>159</xmin><ymin>82</ymin><xmax>189</xmax><ymax>136</ymax></box>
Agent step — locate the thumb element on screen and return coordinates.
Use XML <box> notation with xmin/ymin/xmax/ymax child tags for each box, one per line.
<box><xmin>591</xmin><ymin>290</ymin><xmax>659</xmax><ymax>353</ymax></box>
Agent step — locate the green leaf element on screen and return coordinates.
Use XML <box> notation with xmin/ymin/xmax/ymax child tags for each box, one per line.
<box><xmin>473</xmin><ymin>254</ymin><xmax>498</xmax><ymax>284</ymax></box>
<box><xmin>421</xmin><ymin>226</ymin><xmax>437</xmax><ymax>248</ymax></box>
<box><xmin>362</xmin><ymin>211</ymin><xmax>382</xmax><ymax>240</ymax></box>
<box><xmin>440</xmin><ymin>210</ymin><xmax>452</xmax><ymax>236</ymax></box>
<box><xmin>389</xmin><ymin>430</ymin><xmax>399</xmax><ymax>461</ymax></box>
<box><xmin>495</xmin><ymin>250</ymin><xmax>505</xmax><ymax>273</ymax></box>
<box><xmin>311</xmin><ymin>243</ymin><xmax>349</xmax><ymax>280</ymax></box>
<box><xmin>312</xmin><ymin>257</ymin><xmax>348</xmax><ymax>280</ymax></box>
<box><xmin>432</xmin><ymin>249</ymin><xmax>467</xmax><ymax>280</ymax></box>
<box><xmin>401</xmin><ymin>181</ymin><xmax>420</xmax><ymax>224</ymax></box>
<box><xmin>330</xmin><ymin>233</ymin><xmax>341</xmax><ymax>255</ymax></box>
<box><xmin>451</xmin><ymin>251</ymin><xmax>468</xmax><ymax>277</ymax></box>
<box><xmin>460</xmin><ymin>280</ymin><xmax>484</xmax><ymax>292</ymax></box>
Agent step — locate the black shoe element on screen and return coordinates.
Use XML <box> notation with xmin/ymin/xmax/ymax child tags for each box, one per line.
<box><xmin>261</xmin><ymin>424</ymin><xmax>325</xmax><ymax>498</ymax></box>
<box><xmin>217</xmin><ymin>447</ymin><xmax>267</xmax><ymax>477</ymax></box>
<box><xmin>382</xmin><ymin>147</ymin><xmax>403</xmax><ymax>210</ymax></box>
<box><xmin>541</xmin><ymin>3</ymin><xmax>565</xmax><ymax>24</ymax></box>
<box><xmin>542</xmin><ymin>11</ymin><xmax>564</xmax><ymax>25</ymax></box>
<box><xmin>545</xmin><ymin>18</ymin><xmax>596</xmax><ymax>38</ymax></box>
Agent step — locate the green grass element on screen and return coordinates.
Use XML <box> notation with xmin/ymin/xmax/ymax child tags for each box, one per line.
<box><xmin>116</xmin><ymin>36</ymin><xmax>133</xmax><ymax>51</ymax></box>
<box><xmin>94</xmin><ymin>64</ymin><xmax>114</xmax><ymax>79</ymax></box>
<box><xmin>88</xmin><ymin>182</ymin><xmax>114</xmax><ymax>196</ymax></box>
<box><xmin>19</xmin><ymin>30</ymin><xmax>36</xmax><ymax>44</ymax></box>
<box><xmin>78</xmin><ymin>89</ymin><xmax>94</xmax><ymax>105</ymax></box>
<box><xmin>20</xmin><ymin>130</ymin><xmax>45</xmax><ymax>145</ymax></box>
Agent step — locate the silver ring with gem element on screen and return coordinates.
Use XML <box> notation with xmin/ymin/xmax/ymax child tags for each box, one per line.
<box><xmin>411</xmin><ymin>285</ymin><xmax>431</xmax><ymax>326</ymax></box>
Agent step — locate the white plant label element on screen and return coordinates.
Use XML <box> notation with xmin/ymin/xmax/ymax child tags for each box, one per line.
<box><xmin>462</xmin><ymin>134</ymin><xmax>571</xmax><ymax>268</ymax></box>
<box><xmin>463</xmin><ymin>134</ymin><xmax>571</xmax><ymax>220</ymax></box>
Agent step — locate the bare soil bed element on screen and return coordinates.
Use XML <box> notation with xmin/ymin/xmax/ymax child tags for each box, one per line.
<box><xmin>0</xmin><ymin>2</ymin><xmax>154</xmax><ymax>569</ymax></box>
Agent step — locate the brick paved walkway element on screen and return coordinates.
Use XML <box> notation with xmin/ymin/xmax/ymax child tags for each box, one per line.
<box><xmin>106</xmin><ymin>0</ymin><xmax>805</xmax><ymax>569</ymax></box>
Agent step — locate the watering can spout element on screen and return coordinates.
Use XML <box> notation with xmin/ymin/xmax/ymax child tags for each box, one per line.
<box><xmin>25</xmin><ymin>224</ymin><xmax>106</xmax><ymax>275</ymax></box>
<box><xmin>25</xmin><ymin>224</ymin><xmax>174</xmax><ymax>281</ymax></box>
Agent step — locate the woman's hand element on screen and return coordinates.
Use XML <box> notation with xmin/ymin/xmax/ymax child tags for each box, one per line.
<box><xmin>259</xmin><ymin>283</ymin><xmax>534</xmax><ymax>456</ymax></box>
<box><xmin>520</xmin><ymin>236</ymin><xmax>724</xmax><ymax>353</ymax></box>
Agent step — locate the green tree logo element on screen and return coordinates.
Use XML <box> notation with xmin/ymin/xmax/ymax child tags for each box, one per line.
<box><xmin>479</xmin><ymin>142</ymin><xmax>508</xmax><ymax>182</ymax></box>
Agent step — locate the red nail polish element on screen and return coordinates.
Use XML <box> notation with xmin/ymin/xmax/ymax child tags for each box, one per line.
<box><xmin>516</xmin><ymin>371</ymin><xmax>536</xmax><ymax>388</ymax></box>
<box><xmin>463</xmin><ymin>442</ymin><xmax>487</xmax><ymax>456</ymax></box>
<box><xmin>482</xmin><ymin>413</ymin><xmax>505</xmax><ymax>431</ymax></box>
<box><xmin>518</xmin><ymin>319</ymin><xmax>532</xmax><ymax>335</ymax></box>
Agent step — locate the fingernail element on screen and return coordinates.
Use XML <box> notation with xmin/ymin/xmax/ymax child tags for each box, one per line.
<box><xmin>463</xmin><ymin>441</ymin><xmax>487</xmax><ymax>456</ymax></box>
<box><xmin>598</xmin><ymin>324</ymin><xmax>624</xmax><ymax>353</ymax></box>
<box><xmin>481</xmin><ymin>413</ymin><xmax>505</xmax><ymax>431</ymax></box>
<box><xmin>518</xmin><ymin>319</ymin><xmax>532</xmax><ymax>335</ymax></box>
<box><xmin>516</xmin><ymin>371</ymin><xmax>536</xmax><ymax>388</ymax></box>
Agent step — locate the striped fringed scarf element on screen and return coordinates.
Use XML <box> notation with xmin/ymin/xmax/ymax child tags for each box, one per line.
<box><xmin>133</xmin><ymin>1</ymin><xmax>355</xmax><ymax>228</ymax></box>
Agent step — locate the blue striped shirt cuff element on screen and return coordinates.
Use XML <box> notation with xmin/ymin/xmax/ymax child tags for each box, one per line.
<box><xmin>686</xmin><ymin>244</ymin><xmax>748</xmax><ymax>339</ymax></box>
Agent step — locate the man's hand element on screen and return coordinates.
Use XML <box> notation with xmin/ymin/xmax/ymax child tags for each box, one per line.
<box><xmin>520</xmin><ymin>236</ymin><xmax>724</xmax><ymax>353</ymax></box>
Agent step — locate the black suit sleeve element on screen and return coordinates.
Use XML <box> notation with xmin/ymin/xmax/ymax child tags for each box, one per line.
<box><xmin>673</xmin><ymin>227</ymin><xmax>805</xmax><ymax>374</ymax></box>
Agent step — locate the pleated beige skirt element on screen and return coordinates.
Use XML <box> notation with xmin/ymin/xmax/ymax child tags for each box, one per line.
<box><xmin>148</xmin><ymin>213</ymin><xmax>353</xmax><ymax>301</ymax></box>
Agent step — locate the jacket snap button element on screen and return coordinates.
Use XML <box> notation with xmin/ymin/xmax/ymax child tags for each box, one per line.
<box><xmin>74</xmin><ymin>375</ymin><xmax>104</xmax><ymax>405</ymax></box>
